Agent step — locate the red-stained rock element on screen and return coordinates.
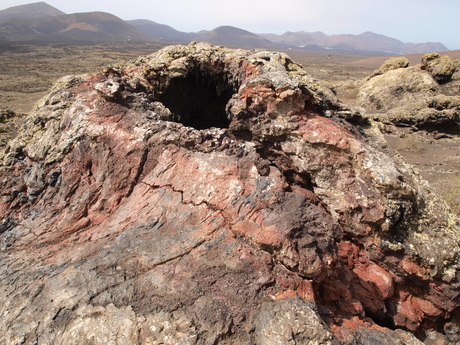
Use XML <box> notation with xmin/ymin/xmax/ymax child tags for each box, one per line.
<box><xmin>353</xmin><ymin>262</ymin><xmax>394</xmax><ymax>300</ymax></box>
<box><xmin>297</xmin><ymin>279</ymin><xmax>316</xmax><ymax>302</ymax></box>
<box><xmin>0</xmin><ymin>42</ymin><xmax>459</xmax><ymax>344</ymax></box>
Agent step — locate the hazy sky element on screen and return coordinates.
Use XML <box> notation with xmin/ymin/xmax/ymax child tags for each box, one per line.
<box><xmin>1</xmin><ymin>0</ymin><xmax>459</xmax><ymax>50</ymax></box>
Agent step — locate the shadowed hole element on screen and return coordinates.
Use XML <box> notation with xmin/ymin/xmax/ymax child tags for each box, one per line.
<box><xmin>158</xmin><ymin>68</ymin><xmax>237</xmax><ymax>130</ymax></box>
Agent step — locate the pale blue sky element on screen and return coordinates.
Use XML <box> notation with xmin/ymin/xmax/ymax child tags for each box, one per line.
<box><xmin>1</xmin><ymin>0</ymin><xmax>459</xmax><ymax>50</ymax></box>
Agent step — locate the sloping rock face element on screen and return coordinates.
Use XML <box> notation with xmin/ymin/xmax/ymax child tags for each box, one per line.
<box><xmin>0</xmin><ymin>42</ymin><xmax>459</xmax><ymax>344</ymax></box>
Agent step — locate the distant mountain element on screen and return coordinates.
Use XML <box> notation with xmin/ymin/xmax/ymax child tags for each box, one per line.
<box><xmin>259</xmin><ymin>31</ymin><xmax>448</xmax><ymax>54</ymax></box>
<box><xmin>0</xmin><ymin>12</ymin><xmax>155</xmax><ymax>42</ymax></box>
<box><xmin>128</xmin><ymin>22</ymin><xmax>278</xmax><ymax>49</ymax></box>
<box><xmin>192</xmin><ymin>26</ymin><xmax>278</xmax><ymax>49</ymax></box>
<box><xmin>261</xmin><ymin>31</ymin><xmax>328</xmax><ymax>48</ymax></box>
<box><xmin>128</xmin><ymin>19</ymin><xmax>194</xmax><ymax>43</ymax></box>
<box><xmin>0</xmin><ymin>2</ymin><xmax>450</xmax><ymax>53</ymax></box>
<box><xmin>0</xmin><ymin>1</ymin><xmax>65</xmax><ymax>21</ymax></box>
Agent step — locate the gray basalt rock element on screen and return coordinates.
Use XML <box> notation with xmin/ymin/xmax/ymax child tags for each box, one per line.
<box><xmin>0</xmin><ymin>42</ymin><xmax>459</xmax><ymax>344</ymax></box>
<box><xmin>254</xmin><ymin>299</ymin><xmax>339</xmax><ymax>345</ymax></box>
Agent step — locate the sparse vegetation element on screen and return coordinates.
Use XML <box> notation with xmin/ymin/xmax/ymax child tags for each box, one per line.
<box><xmin>438</xmin><ymin>175</ymin><xmax>460</xmax><ymax>216</ymax></box>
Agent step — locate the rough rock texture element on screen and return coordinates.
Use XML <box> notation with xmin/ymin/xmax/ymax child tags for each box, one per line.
<box><xmin>365</xmin><ymin>56</ymin><xmax>410</xmax><ymax>81</ymax></box>
<box><xmin>421</xmin><ymin>53</ymin><xmax>456</xmax><ymax>84</ymax></box>
<box><xmin>0</xmin><ymin>109</ymin><xmax>23</xmax><ymax>149</ymax></box>
<box><xmin>358</xmin><ymin>65</ymin><xmax>440</xmax><ymax>111</ymax></box>
<box><xmin>357</xmin><ymin>54</ymin><xmax>460</xmax><ymax>133</ymax></box>
<box><xmin>0</xmin><ymin>42</ymin><xmax>459</xmax><ymax>344</ymax></box>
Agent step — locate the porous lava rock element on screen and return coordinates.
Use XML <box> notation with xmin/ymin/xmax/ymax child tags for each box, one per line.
<box><xmin>358</xmin><ymin>53</ymin><xmax>460</xmax><ymax>133</ymax></box>
<box><xmin>421</xmin><ymin>53</ymin><xmax>456</xmax><ymax>84</ymax></box>
<box><xmin>364</xmin><ymin>56</ymin><xmax>410</xmax><ymax>81</ymax></box>
<box><xmin>0</xmin><ymin>42</ymin><xmax>459</xmax><ymax>344</ymax></box>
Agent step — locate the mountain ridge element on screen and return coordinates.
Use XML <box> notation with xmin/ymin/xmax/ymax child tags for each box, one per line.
<box><xmin>0</xmin><ymin>2</ymin><xmax>451</xmax><ymax>54</ymax></box>
<box><xmin>259</xmin><ymin>30</ymin><xmax>448</xmax><ymax>54</ymax></box>
<box><xmin>0</xmin><ymin>11</ymin><xmax>155</xmax><ymax>42</ymax></box>
<box><xmin>191</xmin><ymin>25</ymin><xmax>279</xmax><ymax>49</ymax></box>
<box><xmin>0</xmin><ymin>1</ymin><xmax>65</xmax><ymax>21</ymax></box>
<box><xmin>127</xmin><ymin>19</ymin><xmax>194</xmax><ymax>42</ymax></box>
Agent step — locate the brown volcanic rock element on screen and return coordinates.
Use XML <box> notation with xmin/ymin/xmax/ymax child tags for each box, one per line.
<box><xmin>0</xmin><ymin>42</ymin><xmax>459</xmax><ymax>344</ymax></box>
<box><xmin>421</xmin><ymin>53</ymin><xmax>456</xmax><ymax>84</ymax></box>
<box><xmin>358</xmin><ymin>65</ymin><xmax>440</xmax><ymax>111</ymax></box>
<box><xmin>357</xmin><ymin>53</ymin><xmax>460</xmax><ymax>132</ymax></box>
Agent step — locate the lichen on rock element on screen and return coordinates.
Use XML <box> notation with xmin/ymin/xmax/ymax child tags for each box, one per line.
<box><xmin>0</xmin><ymin>42</ymin><xmax>459</xmax><ymax>344</ymax></box>
<box><xmin>358</xmin><ymin>54</ymin><xmax>460</xmax><ymax>133</ymax></box>
<box><xmin>365</xmin><ymin>56</ymin><xmax>410</xmax><ymax>81</ymax></box>
<box><xmin>421</xmin><ymin>52</ymin><xmax>456</xmax><ymax>84</ymax></box>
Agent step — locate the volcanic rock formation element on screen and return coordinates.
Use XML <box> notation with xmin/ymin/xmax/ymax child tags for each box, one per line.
<box><xmin>357</xmin><ymin>52</ymin><xmax>460</xmax><ymax>133</ymax></box>
<box><xmin>1</xmin><ymin>42</ymin><xmax>459</xmax><ymax>344</ymax></box>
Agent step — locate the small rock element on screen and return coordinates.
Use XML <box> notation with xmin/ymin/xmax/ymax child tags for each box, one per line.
<box><xmin>422</xmin><ymin>52</ymin><xmax>456</xmax><ymax>84</ymax></box>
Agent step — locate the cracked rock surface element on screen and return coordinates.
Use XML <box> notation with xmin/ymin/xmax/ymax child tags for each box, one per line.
<box><xmin>0</xmin><ymin>42</ymin><xmax>459</xmax><ymax>344</ymax></box>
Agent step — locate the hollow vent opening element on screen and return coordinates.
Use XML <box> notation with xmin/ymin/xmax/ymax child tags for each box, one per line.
<box><xmin>157</xmin><ymin>68</ymin><xmax>237</xmax><ymax>130</ymax></box>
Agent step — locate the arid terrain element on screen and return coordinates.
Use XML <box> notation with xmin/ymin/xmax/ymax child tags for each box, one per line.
<box><xmin>1</xmin><ymin>41</ymin><xmax>460</xmax><ymax>344</ymax></box>
<box><xmin>2</xmin><ymin>0</ymin><xmax>460</xmax><ymax>342</ymax></box>
<box><xmin>0</xmin><ymin>42</ymin><xmax>165</xmax><ymax>113</ymax></box>
<box><xmin>0</xmin><ymin>43</ymin><xmax>376</xmax><ymax>115</ymax></box>
<box><xmin>1</xmin><ymin>42</ymin><xmax>458</xmax><ymax>215</ymax></box>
